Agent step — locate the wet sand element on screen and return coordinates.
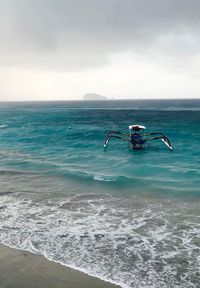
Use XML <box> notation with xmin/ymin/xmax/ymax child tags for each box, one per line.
<box><xmin>0</xmin><ymin>245</ymin><xmax>121</xmax><ymax>288</ymax></box>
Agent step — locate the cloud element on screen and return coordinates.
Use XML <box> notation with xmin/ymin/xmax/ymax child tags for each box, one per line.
<box><xmin>0</xmin><ymin>0</ymin><xmax>200</xmax><ymax>70</ymax></box>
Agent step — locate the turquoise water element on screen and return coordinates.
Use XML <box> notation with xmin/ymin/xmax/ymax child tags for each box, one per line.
<box><xmin>0</xmin><ymin>100</ymin><xmax>199</xmax><ymax>287</ymax></box>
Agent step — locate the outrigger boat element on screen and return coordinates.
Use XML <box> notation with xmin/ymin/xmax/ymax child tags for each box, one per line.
<box><xmin>104</xmin><ymin>124</ymin><xmax>173</xmax><ymax>151</ymax></box>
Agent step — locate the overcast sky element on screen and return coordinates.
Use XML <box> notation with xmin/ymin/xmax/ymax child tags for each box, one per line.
<box><xmin>0</xmin><ymin>0</ymin><xmax>200</xmax><ymax>101</ymax></box>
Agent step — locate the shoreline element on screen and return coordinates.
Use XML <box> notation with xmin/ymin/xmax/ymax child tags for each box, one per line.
<box><xmin>0</xmin><ymin>244</ymin><xmax>121</xmax><ymax>288</ymax></box>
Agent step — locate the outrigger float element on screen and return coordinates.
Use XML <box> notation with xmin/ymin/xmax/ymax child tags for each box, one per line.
<box><xmin>104</xmin><ymin>125</ymin><xmax>173</xmax><ymax>151</ymax></box>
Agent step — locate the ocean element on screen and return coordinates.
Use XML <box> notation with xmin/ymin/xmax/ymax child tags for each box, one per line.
<box><xmin>0</xmin><ymin>99</ymin><xmax>199</xmax><ymax>288</ymax></box>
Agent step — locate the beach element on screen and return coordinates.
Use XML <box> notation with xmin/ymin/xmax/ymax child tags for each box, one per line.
<box><xmin>0</xmin><ymin>245</ymin><xmax>121</xmax><ymax>288</ymax></box>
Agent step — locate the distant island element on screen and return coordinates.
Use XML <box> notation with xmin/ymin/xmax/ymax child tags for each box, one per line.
<box><xmin>83</xmin><ymin>93</ymin><xmax>108</xmax><ymax>101</ymax></box>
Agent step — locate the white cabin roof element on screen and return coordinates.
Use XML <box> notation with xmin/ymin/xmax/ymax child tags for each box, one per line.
<box><xmin>129</xmin><ymin>124</ymin><xmax>146</xmax><ymax>130</ymax></box>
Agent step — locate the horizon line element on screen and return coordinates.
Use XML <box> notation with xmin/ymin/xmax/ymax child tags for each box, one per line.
<box><xmin>0</xmin><ymin>97</ymin><xmax>200</xmax><ymax>103</ymax></box>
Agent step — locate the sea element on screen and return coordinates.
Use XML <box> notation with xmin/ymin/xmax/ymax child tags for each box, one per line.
<box><xmin>0</xmin><ymin>99</ymin><xmax>199</xmax><ymax>288</ymax></box>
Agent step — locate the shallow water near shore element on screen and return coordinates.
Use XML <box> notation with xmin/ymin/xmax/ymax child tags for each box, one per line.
<box><xmin>0</xmin><ymin>99</ymin><xmax>200</xmax><ymax>288</ymax></box>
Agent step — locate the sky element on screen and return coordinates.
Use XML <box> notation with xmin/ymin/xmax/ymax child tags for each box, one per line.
<box><xmin>0</xmin><ymin>0</ymin><xmax>200</xmax><ymax>101</ymax></box>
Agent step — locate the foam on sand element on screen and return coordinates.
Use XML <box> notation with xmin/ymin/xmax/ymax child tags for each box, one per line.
<box><xmin>0</xmin><ymin>244</ymin><xmax>120</xmax><ymax>288</ymax></box>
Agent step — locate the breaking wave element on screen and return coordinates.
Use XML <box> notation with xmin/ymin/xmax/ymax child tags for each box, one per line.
<box><xmin>0</xmin><ymin>193</ymin><xmax>199</xmax><ymax>288</ymax></box>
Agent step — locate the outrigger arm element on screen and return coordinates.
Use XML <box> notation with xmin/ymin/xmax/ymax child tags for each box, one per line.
<box><xmin>104</xmin><ymin>131</ymin><xmax>129</xmax><ymax>149</ymax></box>
<box><xmin>143</xmin><ymin>132</ymin><xmax>173</xmax><ymax>150</ymax></box>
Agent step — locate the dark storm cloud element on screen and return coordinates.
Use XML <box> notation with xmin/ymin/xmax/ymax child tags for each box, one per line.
<box><xmin>0</xmin><ymin>0</ymin><xmax>200</xmax><ymax>69</ymax></box>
